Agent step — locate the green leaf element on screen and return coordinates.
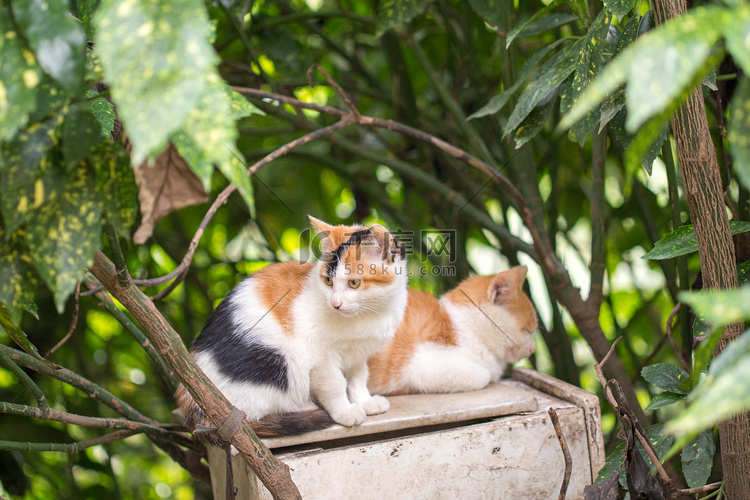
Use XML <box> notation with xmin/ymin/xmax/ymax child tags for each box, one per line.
<box><xmin>680</xmin><ymin>287</ymin><xmax>750</xmax><ymax>329</ymax></box>
<box><xmin>667</xmin><ymin>329</ymin><xmax>750</xmax><ymax>435</ymax></box>
<box><xmin>0</xmin><ymin>230</ymin><xmax>39</xmax><ymax>325</ymax></box>
<box><xmin>513</xmin><ymin>101</ymin><xmax>553</xmax><ymax>148</ymax></box>
<box><xmin>0</xmin><ymin>119</ymin><xmax>64</xmax><ymax>235</ymax></box>
<box><xmin>645</xmin><ymin>391</ymin><xmax>685</xmax><ymax>411</ymax></box>
<box><xmin>0</xmin><ymin>303</ymin><xmax>48</xmax><ymax>365</ymax></box>
<box><xmin>95</xmin><ymin>141</ymin><xmax>138</xmax><ymax>236</ymax></box>
<box><xmin>723</xmin><ymin>4</ymin><xmax>750</xmax><ymax>76</ymax></box>
<box><xmin>559</xmin><ymin>6</ymin><xmax>727</xmax><ymax>134</ymax></box>
<box><xmin>511</xmin><ymin>13</ymin><xmax>579</xmax><ymax>39</ymax></box>
<box><xmin>604</xmin><ymin>0</ymin><xmax>637</xmax><ymax>17</ymax></box>
<box><xmin>13</xmin><ymin>0</ymin><xmax>86</xmax><ymax>94</ymax></box>
<box><xmin>506</xmin><ymin>40</ymin><xmax>582</xmax><ymax>135</ymax></box>
<box><xmin>641</xmin><ymin>363</ymin><xmax>689</xmax><ymax>394</ymax></box>
<box><xmin>225</xmin><ymin>87</ymin><xmax>264</xmax><ymax>121</ymax></box>
<box><xmin>569</xmin><ymin>10</ymin><xmax>612</xmax><ymax>143</ymax></box>
<box><xmin>622</xmin><ymin>110</ymin><xmax>669</xmax><ymax>174</ymax></box>
<box><xmin>739</xmin><ymin>260</ymin><xmax>750</xmax><ymax>285</ymax></box>
<box><xmin>377</xmin><ymin>0</ymin><xmax>433</xmax><ymax>35</ymax></box>
<box><xmin>0</xmin><ymin>7</ymin><xmax>44</xmax><ymax>141</ymax></box>
<box><xmin>469</xmin><ymin>40</ymin><xmax>565</xmax><ymax>120</ymax></box>
<box><xmin>217</xmin><ymin>149</ymin><xmax>256</xmax><ymax>219</ymax></box>
<box><xmin>505</xmin><ymin>0</ymin><xmax>563</xmax><ymax>48</ymax></box>
<box><xmin>94</xmin><ymin>0</ymin><xmax>220</xmax><ymax>164</ymax></box>
<box><xmin>62</xmin><ymin>106</ymin><xmax>103</xmax><ymax>167</ymax></box>
<box><xmin>467</xmin><ymin>0</ymin><xmax>503</xmax><ymax>29</ymax></box>
<box><xmin>728</xmin><ymin>78</ymin><xmax>750</xmax><ymax>191</ymax></box>
<box><xmin>26</xmin><ymin>164</ymin><xmax>102</xmax><ymax>313</ymax></box>
<box><xmin>170</xmin><ymin>79</ymin><xmax>238</xmax><ymax>192</ymax></box>
<box><xmin>643</xmin><ymin>221</ymin><xmax>750</xmax><ymax>260</ymax></box>
<box><xmin>682</xmin><ymin>431</ymin><xmax>715</xmax><ymax>489</ymax></box>
<box><xmin>86</xmin><ymin>88</ymin><xmax>116</xmax><ymax>138</ymax></box>
<box><xmin>595</xmin><ymin>424</ymin><xmax>673</xmax><ymax>485</ymax></box>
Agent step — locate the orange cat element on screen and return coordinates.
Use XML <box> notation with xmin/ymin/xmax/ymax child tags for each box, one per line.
<box><xmin>368</xmin><ymin>266</ymin><xmax>537</xmax><ymax>395</ymax></box>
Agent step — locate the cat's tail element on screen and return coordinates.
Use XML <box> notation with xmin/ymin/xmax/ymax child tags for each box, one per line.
<box><xmin>250</xmin><ymin>409</ymin><xmax>335</xmax><ymax>438</ymax></box>
<box><xmin>175</xmin><ymin>385</ymin><xmax>335</xmax><ymax>440</ymax></box>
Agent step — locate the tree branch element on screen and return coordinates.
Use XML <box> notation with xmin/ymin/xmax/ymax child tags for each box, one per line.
<box><xmin>84</xmin><ymin>278</ymin><xmax>179</xmax><ymax>393</ymax></box>
<box><xmin>88</xmin><ymin>251</ymin><xmax>301</xmax><ymax>499</ymax></box>
<box><xmin>587</xmin><ymin>128</ymin><xmax>606</xmax><ymax>309</ymax></box>
<box><xmin>0</xmin><ymin>430</ymin><xmax>139</xmax><ymax>453</ymax></box>
<box><xmin>0</xmin><ymin>346</ymin><xmax>48</xmax><ymax>409</ymax></box>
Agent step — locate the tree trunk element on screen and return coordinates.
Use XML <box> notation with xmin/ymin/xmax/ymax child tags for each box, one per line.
<box><xmin>650</xmin><ymin>1</ymin><xmax>750</xmax><ymax>497</ymax></box>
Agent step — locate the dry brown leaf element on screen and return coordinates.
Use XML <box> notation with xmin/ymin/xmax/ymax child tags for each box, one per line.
<box><xmin>131</xmin><ymin>142</ymin><xmax>209</xmax><ymax>244</ymax></box>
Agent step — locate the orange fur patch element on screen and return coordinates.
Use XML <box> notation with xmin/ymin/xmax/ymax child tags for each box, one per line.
<box><xmin>253</xmin><ymin>261</ymin><xmax>315</xmax><ymax>335</ymax></box>
<box><xmin>368</xmin><ymin>289</ymin><xmax>457</xmax><ymax>395</ymax></box>
<box><xmin>443</xmin><ymin>266</ymin><xmax>537</xmax><ymax>333</ymax></box>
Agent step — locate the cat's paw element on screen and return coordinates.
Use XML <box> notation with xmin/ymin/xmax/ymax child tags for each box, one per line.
<box><xmin>362</xmin><ymin>395</ymin><xmax>389</xmax><ymax>416</ymax></box>
<box><xmin>330</xmin><ymin>404</ymin><xmax>366</xmax><ymax>427</ymax></box>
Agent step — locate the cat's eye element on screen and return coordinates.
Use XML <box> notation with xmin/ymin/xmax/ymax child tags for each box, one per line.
<box><xmin>349</xmin><ymin>279</ymin><xmax>361</xmax><ymax>289</ymax></box>
<box><xmin>323</xmin><ymin>276</ymin><xmax>333</xmax><ymax>287</ymax></box>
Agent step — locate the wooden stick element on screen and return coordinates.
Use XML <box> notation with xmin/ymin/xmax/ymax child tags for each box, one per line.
<box><xmin>548</xmin><ymin>408</ymin><xmax>572</xmax><ymax>500</ymax></box>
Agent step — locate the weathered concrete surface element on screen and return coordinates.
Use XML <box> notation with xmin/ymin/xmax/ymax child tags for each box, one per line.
<box><xmin>209</xmin><ymin>370</ymin><xmax>604</xmax><ymax>500</ymax></box>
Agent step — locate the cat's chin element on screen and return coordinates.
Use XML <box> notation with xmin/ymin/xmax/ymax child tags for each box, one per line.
<box><xmin>334</xmin><ymin>308</ymin><xmax>358</xmax><ymax>317</ymax></box>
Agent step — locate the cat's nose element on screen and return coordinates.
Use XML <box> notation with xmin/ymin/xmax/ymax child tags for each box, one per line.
<box><xmin>332</xmin><ymin>300</ymin><xmax>342</xmax><ymax>309</ymax></box>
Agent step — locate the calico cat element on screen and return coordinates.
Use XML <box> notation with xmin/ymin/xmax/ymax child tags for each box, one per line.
<box><xmin>368</xmin><ymin>265</ymin><xmax>537</xmax><ymax>395</ymax></box>
<box><xmin>176</xmin><ymin>216</ymin><xmax>408</xmax><ymax>437</ymax></box>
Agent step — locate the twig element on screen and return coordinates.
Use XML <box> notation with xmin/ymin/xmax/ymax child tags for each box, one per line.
<box><xmin>665</xmin><ymin>303</ymin><xmax>690</xmax><ymax>372</ymax></box>
<box><xmin>0</xmin><ymin>430</ymin><xmax>139</xmax><ymax>453</ymax></box>
<box><xmin>0</xmin><ymin>344</ymin><xmax>208</xmax><ymax>481</ymax></box>
<box><xmin>308</xmin><ymin>65</ymin><xmax>360</xmax><ymax>119</ymax></box>
<box><xmin>594</xmin><ymin>337</ymin><xmax>622</xmax><ymax>411</ymax></box>
<box><xmin>0</xmin><ymin>401</ymin><xmax>169</xmax><ymax>435</ymax></box>
<box><xmin>0</xmin><ymin>348</ymin><xmax>48</xmax><ymax>409</ymax></box>
<box><xmin>84</xmin><ymin>279</ymin><xmax>179</xmax><ymax>393</ymax></box>
<box><xmin>45</xmin><ymin>282</ymin><xmax>81</xmax><ymax>358</ymax></box>
<box><xmin>548</xmin><ymin>408</ymin><xmax>572</xmax><ymax>500</ymax></box>
<box><xmin>680</xmin><ymin>481</ymin><xmax>722</xmax><ymax>496</ymax></box>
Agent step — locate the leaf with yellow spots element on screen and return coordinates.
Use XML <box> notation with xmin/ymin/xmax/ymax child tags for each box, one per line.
<box><xmin>644</xmin><ymin>221</ymin><xmax>750</xmax><ymax>260</ymax></box>
<box><xmin>0</xmin><ymin>303</ymin><xmax>55</xmax><ymax>369</ymax></box>
<box><xmin>667</xmin><ymin>325</ymin><xmax>750</xmax><ymax>436</ymax></box>
<box><xmin>0</xmin><ymin>7</ymin><xmax>44</xmax><ymax>141</ymax></box>
<box><xmin>13</xmin><ymin>0</ymin><xmax>86</xmax><ymax>94</ymax></box>
<box><xmin>376</xmin><ymin>0</ymin><xmax>433</xmax><ymax>36</ymax></box>
<box><xmin>603</xmin><ymin>0</ymin><xmax>637</xmax><ymax>17</ymax></box>
<box><xmin>0</xmin><ymin>119</ymin><xmax>65</xmax><ymax>235</ymax></box>
<box><xmin>62</xmin><ymin>105</ymin><xmax>103</xmax><ymax>167</ymax></box>
<box><xmin>225</xmin><ymin>87</ymin><xmax>264</xmax><ymax>121</ymax></box>
<box><xmin>170</xmin><ymin>81</ymin><xmax>254</xmax><ymax>215</ymax></box>
<box><xmin>681</xmin><ymin>431</ymin><xmax>714</xmax><ymax>489</ymax></box>
<box><xmin>0</xmin><ymin>229</ymin><xmax>39</xmax><ymax>325</ymax></box>
<box><xmin>95</xmin><ymin>141</ymin><xmax>138</xmax><ymax>237</ymax></box>
<box><xmin>728</xmin><ymin>78</ymin><xmax>750</xmax><ymax>191</ymax></box>
<box><xmin>506</xmin><ymin>39</ymin><xmax>582</xmax><ymax>136</ymax></box>
<box><xmin>86</xmin><ymin>88</ymin><xmax>116</xmax><ymax>138</ymax></box>
<box><xmin>26</xmin><ymin>164</ymin><xmax>102</xmax><ymax>313</ymax></box>
<box><xmin>569</xmin><ymin>10</ymin><xmax>612</xmax><ymax>143</ymax></box>
<box><xmin>93</xmin><ymin>0</ymin><xmax>220</xmax><ymax>165</ymax></box>
<box><xmin>559</xmin><ymin>6</ymin><xmax>728</xmax><ymax>134</ymax></box>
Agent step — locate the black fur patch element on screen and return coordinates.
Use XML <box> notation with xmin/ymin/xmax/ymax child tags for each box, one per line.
<box><xmin>192</xmin><ymin>281</ymin><xmax>289</xmax><ymax>391</ymax></box>
<box><xmin>325</xmin><ymin>228</ymin><xmax>372</xmax><ymax>276</ymax></box>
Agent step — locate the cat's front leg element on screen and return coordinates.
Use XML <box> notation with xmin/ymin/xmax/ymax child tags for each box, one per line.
<box><xmin>310</xmin><ymin>362</ymin><xmax>366</xmax><ymax>427</ymax></box>
<box><xmin>347</xmin><ymin>362</ymin><xmax>389</xmax><ymax>416</ymax></box>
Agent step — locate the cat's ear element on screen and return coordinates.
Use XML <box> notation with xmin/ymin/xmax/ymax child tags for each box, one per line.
<box><xmin>368</xmin><ymin>223</ymin><xmax>405</xmax><ymax>263</ymax></box>
<box><xmin>488</xmin><ymin>266</ymin><xmax>527</xmax><ymax>305</ymax></box>
<box><xmin>309</xmin><ymin>216</ymin><xmax>336</xmax><ymax>253</ymax></box>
